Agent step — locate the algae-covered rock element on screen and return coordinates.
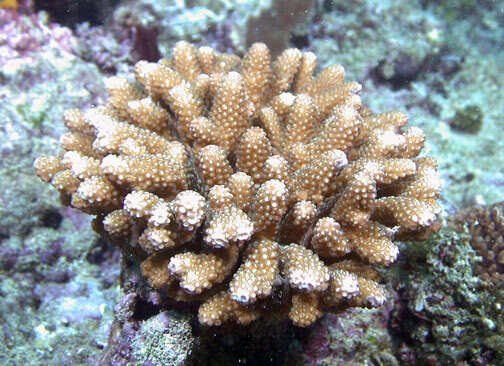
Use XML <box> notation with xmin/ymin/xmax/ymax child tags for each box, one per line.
<box><xmin>0</xmin><ymin>7</ymin><xmax>119</xmax><ymax>366</ymax></box>
<box><xmin>132</xmin><ymin>311</ymin><xmax>196</xmax><ymax>366</ymax></box>
<box><xmin>449</xmin><ymin>105</ymin><xmax>483</xmax><ymax>134</ymax></box>
<box><xmin>394</xmin><ymin>229</ymin><xmax>504</xmax><ymax>364</ymax></box>
<box><xmin>290</xmin><ymin>305</ymin><xmax>399</xmax><ymax>365</ymax></box>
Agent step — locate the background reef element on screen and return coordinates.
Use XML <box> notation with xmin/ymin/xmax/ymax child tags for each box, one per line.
<box><xmin>1</xmin><ymin>0</ymin><xmax>503</xmax><ymax>365</ymax></box>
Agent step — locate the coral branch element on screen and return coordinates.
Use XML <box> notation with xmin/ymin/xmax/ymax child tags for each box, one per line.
<box><xmin>35</xmin><ymin>42</ymin><xmax>441</xmax><ymax>327</ymax></box>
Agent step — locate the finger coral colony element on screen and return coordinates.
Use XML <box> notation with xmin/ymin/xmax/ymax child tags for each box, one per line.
<box><xmin>34</xmin><ymin>41</ymin><xmax>441</xmax><ymax>327</ymax></box>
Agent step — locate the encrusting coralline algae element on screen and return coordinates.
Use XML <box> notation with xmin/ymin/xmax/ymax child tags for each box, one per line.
<box><xmin>34</xmin><ymin>41</ymin><xmax>441</xmax><ymax>327</ymax></box>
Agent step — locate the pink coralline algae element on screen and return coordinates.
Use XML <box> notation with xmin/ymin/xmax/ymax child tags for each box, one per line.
<box><xmin>0</xmin><ymin>8</ymin><xmax>75</xmax><ymax>66</ymax></box>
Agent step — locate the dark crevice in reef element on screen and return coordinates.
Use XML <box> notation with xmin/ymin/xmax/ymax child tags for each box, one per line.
<box><xmin>0</xmin><ymin>231</ymin><xmax>8</xmax><ymax>242</ymax></box>
<box><xmin>289</xmin><ymin>33</ymin><xmax>310</xmax><ymax>50</ymax></box>
<box><xmin>388</xmin><ymin>285</ymin><xmax>423</xmax><ymax>362</ymax></box>
<box><xmin>40</xmin><ymin>209</ymin><xmax>63</xmax><ymax>229</ymax></box>
<box><xmin>34</xmin><ymin>0</ymin><xmax>121</xmax><ymax>28</ymax></box>
<box><xmin>371</xmin><ymin>54</ymin><xmax>427</xmax><ymax>90</ymax></box>
<box><xmin>86</xmin><ymin>237</ymin><xmax>117</xmax><ymax>265</ymax></box>
<box><xmin>424</xmin><ymin>51</ymin><xmax>463</xmax><ymax>79</ymax></box>
<box><xmin>193</xmin><ymin>322</ymin><xmax>301</xmax><ymax>366</ymax></box>
<box><xmin>371</xmin><ymin>48</ymin><xmax>463</xmax><ymax>91</ymax></box>
<box><xmin>132</xmin><ymin>298</ymin><xmax>161</xmax><ymax>321</ymax></box>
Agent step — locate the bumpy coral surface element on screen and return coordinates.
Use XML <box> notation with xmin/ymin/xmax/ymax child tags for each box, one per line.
<box><xmin>448</xmin><ymin>202</ymin><xmax>504</xmax><ymax>285</ymax></box>
<box><xmin>34</xmin><ymin>41</ymin><xmax>441</xmax><ymax>327</ymax></box>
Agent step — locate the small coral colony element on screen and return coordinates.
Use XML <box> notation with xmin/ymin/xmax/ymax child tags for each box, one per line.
<box><xmin>35</xmin><ymin>41</ymin><xmax>441</xmax><ymax>326</ymax></box>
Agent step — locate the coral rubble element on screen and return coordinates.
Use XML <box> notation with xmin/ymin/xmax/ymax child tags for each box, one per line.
<box><xmin>34</xmin><ymin>41</ymin><xmax>441</xmax><ymax>327</ymax></box>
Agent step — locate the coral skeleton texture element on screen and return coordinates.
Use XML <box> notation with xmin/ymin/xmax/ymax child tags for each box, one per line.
<box><xmin>34</xmin><ymin>41</ymin><xmax>441</xmax><ymax>327</ymax></box>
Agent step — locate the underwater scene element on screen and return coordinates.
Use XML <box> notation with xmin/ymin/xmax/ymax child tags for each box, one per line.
<box><xmin>1</xmin><ymin>0</ymin><xmax>504</xmax><ymax>365</ymax></box>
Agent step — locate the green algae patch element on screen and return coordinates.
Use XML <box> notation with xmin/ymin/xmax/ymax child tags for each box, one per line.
<box><xmin>449</xmin><ymin>105</ymin><xmax>483</xmax><ymax>134</ymax></box>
